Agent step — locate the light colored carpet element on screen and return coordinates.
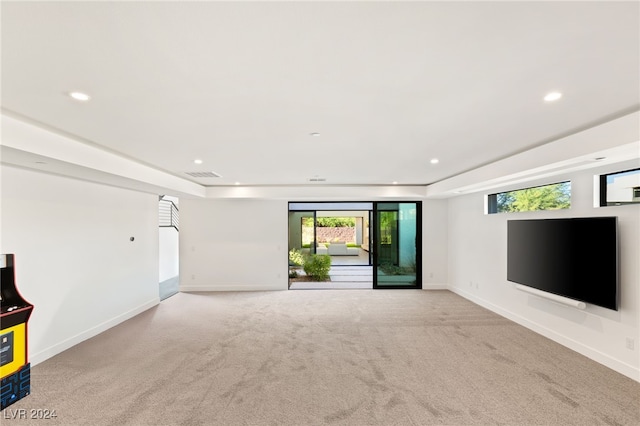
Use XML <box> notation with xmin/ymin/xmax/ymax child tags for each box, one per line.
<box><xmin>5</xmin><ymin>290</ymin><xmax>639</xmax><ymax>425</ymax></box>
<box><xmin>290</xmin><ymin>281</ymin><xmax>371</xmax><ymax>289</ymax></box>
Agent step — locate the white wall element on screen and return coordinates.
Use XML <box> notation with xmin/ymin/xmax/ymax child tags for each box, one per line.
<box><xmin>447</xmin><ymin>162</ymin><xmax>640</xmax><ymax>380</ymax></box>
<box><xmin>0</xmin><ymin>166</ymin><xmax>160</xmax><ymax>365</ymax></box>
<box><xmin>179</xmin><ymin>198</ymin><xmax>289</xmax><ymax>291</ymax></box>
<box><xmin>423</xmin><ymin>199</ymin><xmax>448</xmax><ymax>289</ymax></box>
<box><xmin>181</xmin><ymin>197</ymin><xmax>448</xmax><ymax>291</ymax></box>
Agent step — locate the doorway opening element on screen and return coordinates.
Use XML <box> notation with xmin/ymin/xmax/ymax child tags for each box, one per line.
<box><xmin>288</xmin><ymin>201</ymin><xmax>421</xmax><ymax>290</ymax></box>
<box><xmin>159</xmin><ymin>195</ymin><xmax>180</xmax><ymax>300</ymax></box>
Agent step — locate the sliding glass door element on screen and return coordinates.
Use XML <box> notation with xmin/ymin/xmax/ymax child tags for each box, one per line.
<box><xmin>288</xmin><ymin>201</ymin><xmax>421</xmax><ymax>289</ymax></box>
<box><xmin>373</xmin><ymin>202</ymin><xmax>421</xmax><ymax>289</ymax></box>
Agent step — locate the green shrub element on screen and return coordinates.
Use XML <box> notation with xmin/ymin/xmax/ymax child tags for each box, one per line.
<box><xmin>379</xmin><ymin>261</ymin><xmax>415</xmax><ymax>275</ymax></box>
<box><xmin>289</xmin><ymin>248</ymin><xmax>305</xmax><ymax>266</ymax></box>
<box><xmin>303</xmin><ymin>254</ymin><xmax>332</xmax><ymax>281</ymax></box>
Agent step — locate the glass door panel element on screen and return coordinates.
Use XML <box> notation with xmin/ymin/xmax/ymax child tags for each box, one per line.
<box><xmin>288</xmin><ymin>211</ymin><xmax>315</xmax><ymax>258</ymax></box>
<box><xmin>366</xmin><ymin>210</ymin><xmax>373</xmax><ymax>265</ymax></box>
<box><xmin>373</xmin><ymin>202</ymin><xmax>421</xmax><ymax>288</ymax></box>
<box><xmin>301</xmin><ymin>214</ymin><xmax>316</xmax><ymax>254</ymax></box>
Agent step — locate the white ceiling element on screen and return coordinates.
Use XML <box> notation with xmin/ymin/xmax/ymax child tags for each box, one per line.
<box><xmin>1</xmin><ymin>1</ymin><xmax>639</xmax><ymax>188</ymax></box>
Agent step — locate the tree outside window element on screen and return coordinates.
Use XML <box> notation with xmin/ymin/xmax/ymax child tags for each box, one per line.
<box><xmin>489</xmin><ymin>182</ymin><xmax>571</xmax><ymax>214</ymax></box>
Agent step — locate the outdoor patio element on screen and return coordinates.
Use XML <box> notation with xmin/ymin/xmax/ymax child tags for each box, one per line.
<box><xmin>289</xmin><ymin>265</ymin><xmax>373</xmax><ymax>290</ymax></box>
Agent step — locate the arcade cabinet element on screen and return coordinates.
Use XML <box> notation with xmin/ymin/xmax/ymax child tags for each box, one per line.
<box><xmin>1</xmin><ymin>254</ymin><xmax>34</xmax><ymax>410</ymax></box>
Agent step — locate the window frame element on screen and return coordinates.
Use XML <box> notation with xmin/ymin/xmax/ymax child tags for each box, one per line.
<box><xmin>486</xmin><ymin>181</ymin><xmax>572</xmax><ymax>214</ymax></box>
<box><xmin>598</xmin><ymin>167</ymin><xmax>640</xmax><ymax>207</ymax></box>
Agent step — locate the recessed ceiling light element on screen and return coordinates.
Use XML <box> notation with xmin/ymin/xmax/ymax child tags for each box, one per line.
<box><xmin>392</xmin><ymin>181</ymin><xmax>398</xmax><ymax>185</ymax></box>
<box><xmin>193</xmin><ymin>159</ymin><xmax>203</xmax><ymax>165</ymax></box>
<box><xmin>234</xmin><ymin>182</ymin><xmax>240</xmax><ymax>185</ymax></box>
<box><xmin>430</xmin><ymin>158</ymin><xmax>439</xmax><ymax>164</ymax></box>
<box><xmin>310</xmin><ymin>132</ymin><xmax>320</xmax><ymax>137</ymax></box>
<box><xmin>69</xmin><ymin>91</ymin><xmax>91</xmax><ymax>101</ymax></box>
<box><xmin>544</xmin><ymin>91</ymin><xmax>562</xmax><ymax>102</ymax></box>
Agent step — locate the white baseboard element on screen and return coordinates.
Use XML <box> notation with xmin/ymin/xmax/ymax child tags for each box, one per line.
<box><xmin>183</xmin><ymin>283</ymin><xmax>447</xmax><ymax>291</ymax></box>
<box><xmin>180</xmin><ymin>283</ymin><xmax>287</xmax><ymax>292</ymax></box>
<box><xmin>29</xmin><ymin>298</ymin><xmax>159</xmax><ymax>366</ymax></box>
<box><xmin>448</xmin><ymin>286</ymin><xmax>640</xmax><ymax>383</ymax></box>
<box><xmin>422</xmin><ymin>283</ymin><xmax>448</xmax><ymax>290</ymax></box>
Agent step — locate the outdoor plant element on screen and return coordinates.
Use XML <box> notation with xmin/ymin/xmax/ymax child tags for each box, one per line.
<box><xmin>303</xmin><ymin>254</ymin><xmax>332</xmax><ymax>281</ymax></box>
<box><xmin>379</xmin><ymin>261</ymin><xmax>415</xmax><ymax>275</ymax></box>
<box><xmin>289</xmin><ymin>248</ymin><xmax>305</xmax><ymax>266</ymax></box>
<box><xmin>496</xmin><ymin>182</ymin><xmax>571</xmax><ymax>213</ymax></box>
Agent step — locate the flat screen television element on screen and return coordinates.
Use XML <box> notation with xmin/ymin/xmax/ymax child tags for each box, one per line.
<box><xmin>507</xmin><ymin>217</ymin><xmax>618</xmax><ymax>310</ymax></box>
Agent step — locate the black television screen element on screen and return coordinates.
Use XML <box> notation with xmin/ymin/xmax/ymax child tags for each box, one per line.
<box><xmin>507</xmin><ymin>217</ymin><xmax>618</xmax><ymax>310</ymax></box>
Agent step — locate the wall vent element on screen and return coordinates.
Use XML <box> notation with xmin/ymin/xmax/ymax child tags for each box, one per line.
<box><xmin>308</xmin><ymin>177</ymin><xmax>326</xmax><ymax>182</ymax></box>
<box><xmin>185</xmin><ymin>171</ymin><xmax>221</xmax><ymax>178</ymax></box>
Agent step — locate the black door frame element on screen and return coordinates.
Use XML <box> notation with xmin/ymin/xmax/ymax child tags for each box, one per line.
<box><xmin>372</xmin><ymin>201</ymin><xmax>422</xmax><ymax>290</ymax></box>
<box><xmin>288</xmin><ymin>201</ymin><xmax>422</xmax><ymax>289</ymax></box>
